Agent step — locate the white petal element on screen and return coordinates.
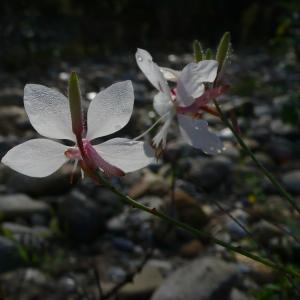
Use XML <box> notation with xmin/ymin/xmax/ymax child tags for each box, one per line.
<box><xmin>176</xmin><ymin>84</ymin><xmax>204</xmax><ymax>107</ymax></box>
<box><xmin>1</xmin><ymin>139</ymin><xmax>69</xmax><ymax>177</ymax></box>
<box><xmin>94</xmin><ymin>138</ymin><xmax>155</xmax><ymax>173</ymax></box>
<box><xmin>86</xmin><ymin>81</ymin><xmax>134</xmax><ymax>140</ymax></box>
<box><xmin>177</xmin><ymin>115</ymin><xmax>223</xmax><ymax>155</ymax></box>
<box><xmin>24</xmin><ymin>84</ymin><xmax>75</xmax><ymax>141</ymax></box>
<box><xmin>194</xmin><ymin>60</ymin><xmax>219</xmax><ymax>83</ymax></box>
<box><xmin>176</xmin><ymin>60</ymin><xmax>218</xmax><ymax>106</ymax></box>
<box><xmin>153</xmin><ymin>92</ymin><xmax>173</xmax><ymax>116</ymax></box>
<box><xmin>160</xmin><ymin>67</ymin><xmax>180</xmax><ymax>82</ymax></box>
<box><xmin>135</xmin><ymin>49</ymin><xmax>171</xmax><ymax>96</ymax></box>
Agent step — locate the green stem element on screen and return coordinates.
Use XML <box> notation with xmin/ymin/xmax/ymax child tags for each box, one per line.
<box><xmin>211</xmin><ymin>198</ymin><xmax>254</xmax><ymax>240</ymax></box>
<box><xmin>213</xmin><ymin>99</ymin><xmax>300</xmax><ymax>216</ymax></box>
<box><xmin>94</xmin><ymin>170</ymin><xmax>300</xmax><ymax>278</ymax></box>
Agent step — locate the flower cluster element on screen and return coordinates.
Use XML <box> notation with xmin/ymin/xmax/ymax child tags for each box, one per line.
<box><xmin>2</xmin><ymin>77</ymin><xmax>154</xmax><ymax>178</ymax></box>
<box><xmin>136</xmin><ymin>49</ymin><xmax>226</xmax><ymax>155</ymax></box>
<box><xmin>2</xmin><ymin>48</ymin><xmax>226</xmax><ymax>179</ymax></box>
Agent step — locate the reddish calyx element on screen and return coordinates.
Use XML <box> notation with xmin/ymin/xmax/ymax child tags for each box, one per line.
<box><xmin>82</xmin><ymin>139</ymin><xmax>125</xmax><ymax>177</ymax></box>
<box><xmin>65</xmin><ymin>139</ymin><xmax>125</xmax><ymax>178</ymax></box>
<box><xmin>176</xmin><ymin>85</ymin><xmax>228</xmax><ymax>116</ymax></box>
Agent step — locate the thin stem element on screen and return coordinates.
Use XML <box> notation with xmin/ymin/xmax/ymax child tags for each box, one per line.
<box><xmin>102</xmin><ymin>248</ymin><xmax>154</xmax><ymax>299</ymax></box>
<box><xmin>269</xmin><ymin>221</ymin><xmax>300</xmax><ymax>244</ymax></box>
<box><xmin>93</xmin><ymin>266</ymin><xmax>103</xmax><ymax>300</ymax></box>
<box><xmin>213</xmin><ymin>199</ymin><xmax>300</xmax><ymax>246</ymax></box>
<box><xmin>211</xmin><ymin>199</ymin><xmax>254</xmax><ymax>240</ymax></box>
<box><xmin>93</xmin><ymin>170</ymin><xmax>300</xmax><ymax>278</ymax></box>
<box><xmin>213</xmin><ymin>99</ymin><xmax>300</xmax><ymax>216</ymax></box>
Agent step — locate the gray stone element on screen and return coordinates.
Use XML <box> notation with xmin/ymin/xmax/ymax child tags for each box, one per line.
<box><xmin>185</xmin><ymin>158</ymin><xmax>232</xmax><ymax>191</ymax></box>
<box><xmin>0</xmin><ymin>235</ymin><xmax>24</xmax><ymax>273</ymax></box>
<box><xmin>2</xmin><ymin>222</ymin><xmax>52</xmax><ymax>242</ymax></box>
<box><xmin>0</xmin><ymin>106</ymin><xmax>30</xmax><ymax>136</ymax></box>
<box><xmin>271</xmin><ymin>119</ymin><xmax>296</xmax><ymax>136</ymax></box>
<box><xmin>265</xmin><ymin>137</ymin><xmax>295</xmax><ymax>163</ymax></box>
<box><xmin>151</xmin><ymin>256</ymin><xmax>239</xmax><ymax>300</ymax></box>
<box><xmin>282</xmin><ymin>170</ymin><xmax>300</xmax><ymax>194</ymax></box>
<box><xmin>254</xmin><ymin>105</ymin><xmax>272</xmax><ymax>117</ymax></box>
<box><xmin>23</xmin><ymin>268</ymin><xmax>49</xmax><ymax>285</ymax></box>
<box><xmin>58</xmin><ymin>190</ymin><xmax>106</xmax><ymax>243</ymax></box>
<box><xmin>230</xmin><ymin>288</ymin><xmax>251</xmax><ymax>300</ymax></box>
<box><xmin>226</xmin><ymin>220</ymin><xmax>248</xmax><ymax>240</ymax></box>
<box><xmin>0</xmin><ymin>87</ymin><xmax>23</xmax><ymax>106</ymax></box>
<box><xmin>226</xmin><ymin>210</ymin><xmax>250</xmax><ymax>240</ymax></box>
<box><xmin>58</xmin><ymin>276</ymin><xmax>77</xmax><ymax>293</ymax></box>
<box><xmin>0</xmin><ymin>194</ymin><xmax>49</xmax><ymax>219</ymax></box>
<box><xmin>119</xmin><ymin>265</ymin><xmax>163</xmax><ymax>300</ymax></box>
<box><xmin>6</xmin><ymin>164</ymin><xmax>77</xmax><ymax>196</ymax></box>
<box><xmin>252</xmin><ymin>220</ymin><xmax>282</xmax><ymax>242</ymax></box>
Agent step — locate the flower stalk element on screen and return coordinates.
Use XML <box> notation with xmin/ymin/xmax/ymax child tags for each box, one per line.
<box><xmin>90</xmin><ymin>168</ymin><xmax>300</xmax><ymax>278</ymax></box>
<box><xmin>213</xmin><ymin>98</ymin><xmax>300</xmax><ymax>216</ymax></box>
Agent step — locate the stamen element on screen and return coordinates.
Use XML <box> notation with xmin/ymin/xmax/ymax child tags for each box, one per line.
<box><xmin>133</xmin><ymin>111</ymin><xmax>170</xmax><ymax>141</ymax></box>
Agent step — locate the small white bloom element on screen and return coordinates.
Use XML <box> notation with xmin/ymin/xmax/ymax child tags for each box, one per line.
<box><xmin>2</xmin><ymin>81</ymin><xmax>154</xmax><ymax>177</ymax></box>
<box><xmin>135</xmin><ymin>48</ymin><xmax>223</xmax><ymax>155</ymax></box>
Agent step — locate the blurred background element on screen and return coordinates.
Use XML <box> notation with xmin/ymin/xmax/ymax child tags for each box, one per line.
<box><xmin>0</xmin><ymin>0</ymin><xmax>299</xmax><ymax>69</ymax></box>
<box><xmin>0</xmin><ymin>1</ymin><xmax>300</xmax><ymax>300</ymax></box>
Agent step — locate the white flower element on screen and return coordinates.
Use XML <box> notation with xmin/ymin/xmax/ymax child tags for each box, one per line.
<box><xmin>1</xmin><ymin>80</ymin><xmax>154</xmax><ymax>177</ymax></box>
<box><xmin>135</xmin><ymin>48</ymin><xmax>224</xmax><ymax>155</ymax></box>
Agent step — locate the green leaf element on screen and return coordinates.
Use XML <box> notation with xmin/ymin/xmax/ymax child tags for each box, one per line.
<box><xmin>193</xmin><ymin>40</ymin><xmax>203</xmax><ymax>62</ymax></box>
<box><xmin>68</xmin><ymin>72</ymin><xmax>83</xmax><ymax>137</ymax></box>
<box><xmin>204</xmin><ymin>48</ymin><xmax>213</xmax><ymax>59</ymax></box>
<box><xmin>216</xmin><ymin>32</ymin><xmax>231</xmax><ymax>74</ymax></box>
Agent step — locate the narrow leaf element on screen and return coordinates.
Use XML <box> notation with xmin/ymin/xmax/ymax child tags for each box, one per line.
<box><xmin>193</xmin><ymin>40</ymin><xmax>203</xmax><ymax>62</ymax></box>
<box><xmin>68</xmin><ymin>72</ymin><xmax>83</xmax><ymax>137</ymax></box>
<box><xmin>204</xmin><ymin>48</ymin><xmax>213</xmax><ymax>60</ymax></box>
<box><xmin>216</xmin><ymin>32</ymin><xmax>231</xmax><ymax>74</ymax></box>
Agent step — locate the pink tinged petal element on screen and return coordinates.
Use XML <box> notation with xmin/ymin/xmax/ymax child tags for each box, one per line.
<box><xmin>177</xmin><ymin>115</ymin><xmax>223</xmax><ymax>155</ymax></box>
<box><xmin>68</xmin><ymin>72</ymin><xmax>84</xmax><ymax>138</ymax></box>
<box><xmin>176</xmin><ymin>60</ymin><xmax>218</xmax><ymax>106</ymax></box>
<box><xmin>1</xmin><ymin>139</ymin><xmax>69</xmax><ymax>177</ymax></box>
<box><xmin>176</xmin><ymin>85</ymin><xmax>228</xmax><ymax>115</ymax></box>
<box><xmin>160</xmin><ymin>67</ymin><xmax>180</xmax><ymax>82</ymax></box>
<box><xmin>83</xmin><ymin>139</ymin><xmax>125</xmax><ymax>177</ymax></box>
<box><xmin>152</xmin><ymin>114</ymin><xmax>173</xmax><ymax>149</ymax></box>
<box><xmin>176</xmin><ymin>66</ymin><xmax>204</xmax><ymax>106</ymax></box>
<box><xmin>86</xmin><ymin>81</ymin><xmax>134</xmax><ymax>140</ymax></box>
<box><xmin>194</xmin><ymin>60</ymin><xmax>219</xmax><ymax>83</ymax></box>
<box><xmin>153</xmin><ymin>92</ymin><xmax>174</xmax><ymax>117</ymax></box>
<box><xmin>24</xmin><ymin>84</ymin><xmax>75</xmax><ymax>141</ymax></box>
<box><xmin>94</xmin><ymin>138</ymin><xmax>155</xmax><ymax>173</ymax></box>
<box><xmin>135</xmin><ymin>49</ymin><xmax>172</xmax><ymax>96</ymax></box>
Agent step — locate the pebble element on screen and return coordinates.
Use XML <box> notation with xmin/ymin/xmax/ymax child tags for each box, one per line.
<box><xmin>185</xmin><ymin>158</ymin><xmax>232</xmax><ymax>191</ymax></box>
<box><xmin>282</xmin><ymin>170</ymin><xmax>300</xmax><ymax>194</ymax></box>
<box><xmin>6</xmin><ymin>164</ymin><xmax>77</xmax><ymax>196</ymax></box>
<box><xmin>119</xmin><ymin>265</ymin><xmax>163</xmax><ymax>300</ymax></box>
<box><xmin>151</xmin><ymin>256</ymin><xmax>239</xmax><ymax>300</ymax></box>
<box><xmin>0</xmin><ymin>194</ymin><xmax>49</xmax><ymax>219</ymax></box>
<box><xmin>0</xmin><ymin>235</ymin><xmax>24</xmax><ymax>273</ymax></box>
<box><xmin>58</xmin><ymin>190</ymin><xmax>106</xmax><ymax>243</ymax></box>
